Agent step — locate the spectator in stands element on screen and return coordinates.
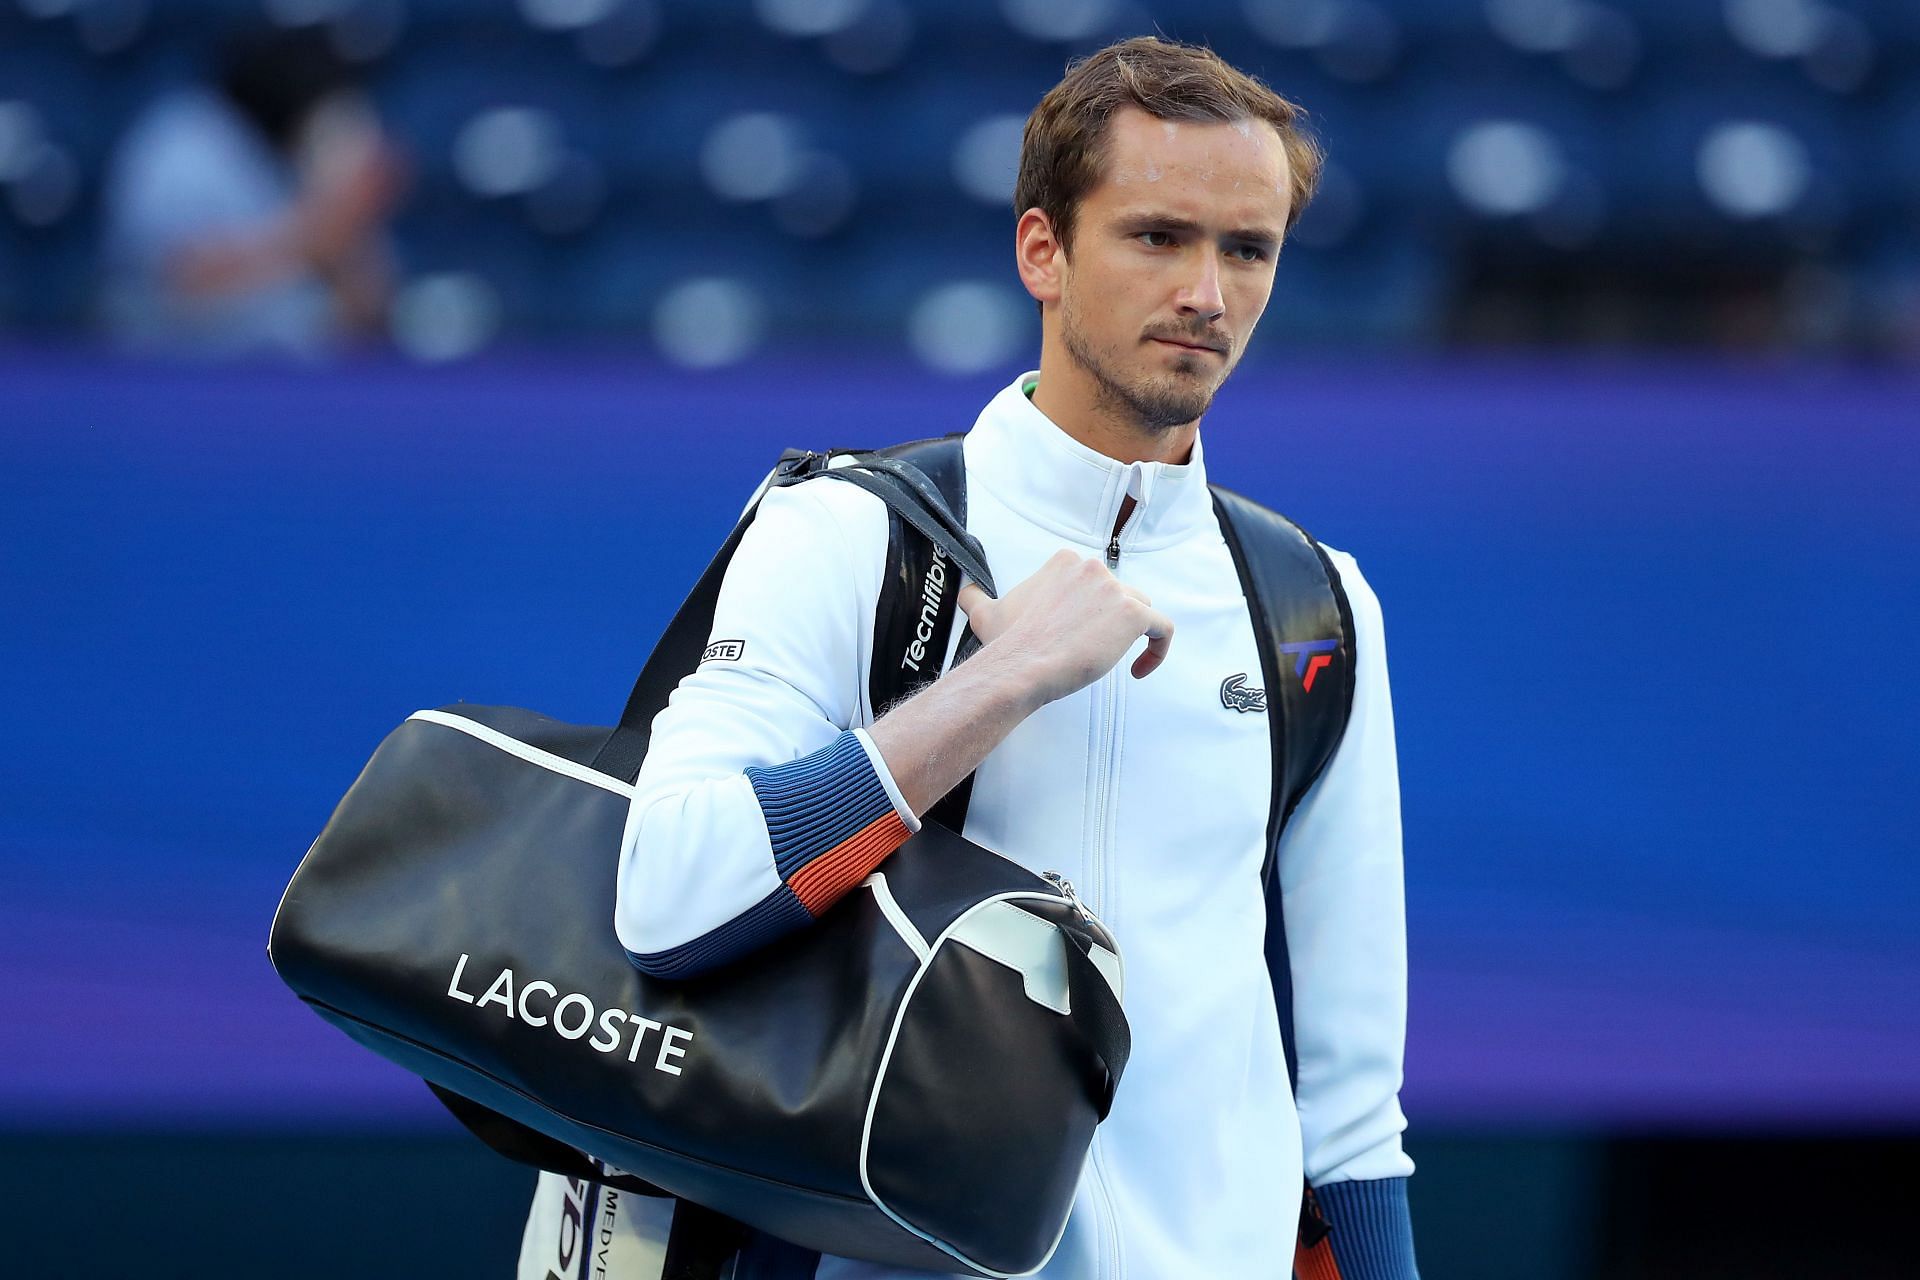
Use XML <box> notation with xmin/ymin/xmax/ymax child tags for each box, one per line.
<box><xmin>98</xmin><ymin>24</ymin><xmax>405</xmax><ymax>358</ymax></box>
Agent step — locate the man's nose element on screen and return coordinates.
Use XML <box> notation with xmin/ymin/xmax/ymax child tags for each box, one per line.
<box><xmin>1175</xmin><ymin>250</ymin><xmax>1225</xmax><ymax>321</ymax></box>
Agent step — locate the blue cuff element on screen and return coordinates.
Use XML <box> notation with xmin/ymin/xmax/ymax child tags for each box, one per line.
<box><xmin>1314</xmin><ymin>1176</ymin><xmax>1418</xmax><ymax>1280</ymax></box>
<box><xmin>746</xmin><ymin>730</ymin><xmax>896</xmax><ymax>883</ymax></box>
<box><xmin>625</xmin><ymin>883</ymin><xmax>811</xmax><ymax>979</ymax></box>
<box><xmin>627</xmin><ymin>732</ymin><xmax>910</xmax><ymax>981</ymax></box>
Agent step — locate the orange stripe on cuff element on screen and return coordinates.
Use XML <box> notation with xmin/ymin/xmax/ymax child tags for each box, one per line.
<box><xmin>1294</xmin><ymin>1238</ymin><xmax>1344</xmax><ymax>1280</ymax></box>
<box><xmin>787</xmin><ymin>812</ymin><xmax>911</xmax><ymax>916</ymax></box>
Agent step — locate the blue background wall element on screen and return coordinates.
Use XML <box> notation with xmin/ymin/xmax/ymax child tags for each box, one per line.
<box><xmin>4</xmin><ymin>352</ymin><xmax>1915</xmax><ymax>1137</ymax></box>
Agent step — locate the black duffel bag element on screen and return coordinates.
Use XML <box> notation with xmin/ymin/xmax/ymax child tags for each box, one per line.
<box><xmin>268</xmin><ymin>450</ymin><xmax>1129</xmax><ymax>1278</ymax></box>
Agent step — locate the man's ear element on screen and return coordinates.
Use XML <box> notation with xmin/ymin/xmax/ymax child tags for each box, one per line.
<box><xmin>1015</xmin><ymin>208</ymin><xmax>1065</xmax><ymax>307</ymax></box>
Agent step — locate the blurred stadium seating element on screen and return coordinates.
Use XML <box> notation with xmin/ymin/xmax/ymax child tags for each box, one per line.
<box><xmin>2</xmin><ymin>0</ymin><xmax>1916</xmax><ymax>363</ymax></box>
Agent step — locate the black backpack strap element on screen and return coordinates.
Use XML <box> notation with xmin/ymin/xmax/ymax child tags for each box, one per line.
<box><xmin>1209</xmin><ymin>485</ymin><xmax>1356</xmax><ymax>1095</ymax></box>
<box><xmin>1210</xmin><ymin>487</ymin><xmax>1357</xmax><ymax>1277</ymax></box>
<box><xmin>861</xmin><ymin>434</ymin><xmax>983</xmax><ymax>835</ymax></box>
<box><xmin>588</xmin><ymin>446</ymin><xmax>993</xmax><ymax>785</ymax></box>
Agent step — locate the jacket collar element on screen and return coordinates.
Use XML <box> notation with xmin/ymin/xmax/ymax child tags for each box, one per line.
<box><xmin>965</xmin><ymin>371</ymin><xmax>1216</xmax><ymax>554</ymax></box>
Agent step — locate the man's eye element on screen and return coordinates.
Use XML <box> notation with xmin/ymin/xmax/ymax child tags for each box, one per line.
<box><xmin>1139</xmin><ymin>230</ymin><xmax>1174</xmax><ymax>247</ymax></box>
<box><xmin>1230</xmin><ymin>244</ymin><xmax>1269</xmax><ymax>263</ymax></box>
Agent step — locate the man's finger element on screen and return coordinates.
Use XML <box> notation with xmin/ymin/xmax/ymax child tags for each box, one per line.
<box><xmin>956</xmin><ymin>581</ymin><xmax>989</xmax><ymax>619</ymax></box>
<box><xmin>1130</xmin><ymin>610</ymin><xmax>1175</xmax><ymax>679</ymax></box>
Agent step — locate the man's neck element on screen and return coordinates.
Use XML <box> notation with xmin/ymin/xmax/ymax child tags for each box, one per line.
<box><xmin>1027</xmin><ymin>341</ymin><xmax>1197</xmax><ymax>467</ymax></box>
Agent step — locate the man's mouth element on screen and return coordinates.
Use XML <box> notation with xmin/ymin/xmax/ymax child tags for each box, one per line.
<box><xmin>1151</xmin><ymin>336</ymin><xmax>1225</xmax><ymax>355</ymax></box>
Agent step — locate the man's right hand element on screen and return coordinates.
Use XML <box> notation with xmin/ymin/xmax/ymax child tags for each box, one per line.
<box><xmin>870</xmin><ymin>548</ymin><xmax>1174</xmax><ymax>819</ymax></box>
<box><xmin>957</xmin><ymin>548</ymin><xmax>1175</xmax><ymax>707</ymax></box>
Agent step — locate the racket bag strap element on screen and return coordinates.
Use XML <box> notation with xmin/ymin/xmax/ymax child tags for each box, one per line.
<box><xmin>661</xmin><ymin>1200</ymin><xmax>752</xmax><ymax>1280</ymax></box>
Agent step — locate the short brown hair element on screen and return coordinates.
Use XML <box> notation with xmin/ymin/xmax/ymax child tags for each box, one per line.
<box><xmin>1015</xmin><ymin>36</ymin><xmax>1324</xmax><ymax>253</ymax></box>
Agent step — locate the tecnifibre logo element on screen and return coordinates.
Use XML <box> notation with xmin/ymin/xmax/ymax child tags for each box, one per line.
<box><xmin>899</xmin><ymin>544</ymin><xmax>949</xmax><ymax>672</ymax></box>
<box><xmin>1280</xmin><ymin>639</ymin><xmax>1339</xmax><ymax>693</ymax></box>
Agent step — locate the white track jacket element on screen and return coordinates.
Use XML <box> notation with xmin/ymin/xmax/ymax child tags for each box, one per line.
<box><xmin>523</xmin><ymin>373</ymin><xmax>1415</xmax><ymax>1280</ymax></box>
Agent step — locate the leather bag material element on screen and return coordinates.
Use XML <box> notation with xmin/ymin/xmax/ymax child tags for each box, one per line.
<box><xmin>866</xmin><ymin>937</ymin><xmax>1101</xmax><ymax>1276</ymax></box>
<box><xmin>272</xmin><ymin>706</ymin><xmax>1124</xmax><ymax>1274</ymax></box>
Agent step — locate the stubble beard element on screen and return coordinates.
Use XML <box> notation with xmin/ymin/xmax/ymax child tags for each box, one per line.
<box><xmin>1061</xmin><ymin>292</ymin><xmax>1225</xmax><ymax>437</ymax></box>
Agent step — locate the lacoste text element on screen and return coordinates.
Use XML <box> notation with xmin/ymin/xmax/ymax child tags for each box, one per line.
<box><xmin>446</xmin><ymin>953</ymin><xmax>693</xmax><ymax>1075</ymax></box>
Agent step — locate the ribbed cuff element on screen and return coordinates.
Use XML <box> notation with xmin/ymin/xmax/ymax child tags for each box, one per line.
<box><xmin>1313</xmin><ymin>1177</ymin><xmax>1418</xmax><ymax>1280</ymax></box>
<box><xmin>625</xmin><ymin>883</ymin><xmax>811</xmax><ymax>979</ymax></box>
<box><xmin>747</xmin><ymin>730</ymin><xmax>913</xmax><ymax>917</ymax></box>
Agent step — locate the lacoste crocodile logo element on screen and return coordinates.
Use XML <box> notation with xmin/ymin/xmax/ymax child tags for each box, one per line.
<box><xmin>1220</xmin><ymin>673</ymin><xmax>1267</xmax><ymax>714</ymax></box>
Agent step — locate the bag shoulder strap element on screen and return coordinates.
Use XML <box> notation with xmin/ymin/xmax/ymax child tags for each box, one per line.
<box><xmin>1209</xmin><ymin>484</ymin><xmax>1357</xmax><ymax>1099</ymax></box>
<box><xmin>863</xmin><ymin>433</ymin><xmax>970</xmax><ymax>713</ymax></box>
<box><xmin>589</xmin><ymin>444</ymin><xmax>990</xmax><ymax>784</ymax></box>
<box><xmin>860</xmin><ymin>435</ymin><xmax>982</xmax><ymax>835</ymax></box>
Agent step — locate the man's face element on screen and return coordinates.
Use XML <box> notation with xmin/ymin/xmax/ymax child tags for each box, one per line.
<box><xmin>1055</xmin><ymin>106</ymin><xmax>1293</xmax><ymax>435</ymax></box>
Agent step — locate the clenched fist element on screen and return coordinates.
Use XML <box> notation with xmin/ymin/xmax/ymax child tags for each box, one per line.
<box><xmin>957</xmin><ymin>548</ymin><xmax>1175</xmax><ymax>708</ymax></box>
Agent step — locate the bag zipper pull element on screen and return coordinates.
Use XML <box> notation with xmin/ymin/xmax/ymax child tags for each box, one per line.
<box><xmin>1041</xmin><ymin>870</ymin><xmax>1090</xmax><ymax>923</ymax></box>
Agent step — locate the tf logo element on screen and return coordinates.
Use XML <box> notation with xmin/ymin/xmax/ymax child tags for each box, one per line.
<box><xmin>1279</xmin><ymin>639</ymin><xmax>1339</xmax><ymax>693</ymax></box>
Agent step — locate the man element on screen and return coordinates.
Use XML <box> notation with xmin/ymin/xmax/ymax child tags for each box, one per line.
<box><xmin>99</xmin><ymin>23</ymin><xmax>402</xmax><ymax>358</ymax></box>
<box><xmin>523</xmin><ymin>35</ymin><xmax>1417</xmax><ymax>1280</ymax></box>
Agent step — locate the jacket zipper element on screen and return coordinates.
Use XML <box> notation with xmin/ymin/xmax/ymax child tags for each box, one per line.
<box><xmin>1086</xmin><ymin>483</ymin><xmax>1136</xmax><ymax>1280</ymax></box>
<box><xmin>1093</xmin><ymin>480</ymin><xmax>1137</xmax><ymax>920</ymax></box>
<box><xmin>1088</xmin><ymin>494</ymin><xmax>1131</xmax><ymax>973</ymax></box>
